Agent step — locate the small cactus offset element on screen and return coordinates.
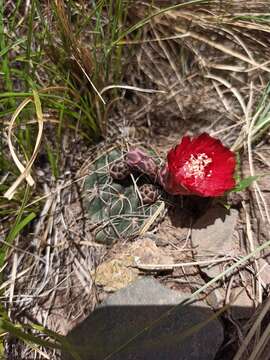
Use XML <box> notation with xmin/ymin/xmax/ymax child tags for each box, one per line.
<box><xmin>109</xmin><ymin>160</ymin><xmax>130</xmax><ymax>180</ymax></box>
<box><xmin>83</xmin><ymin>148</ymin><xmax>162</xmax><ymax>244</ymax></box>
<box><xmin>138</xmin><ymin>184</ymin><xmax>160</xmax><ymax>205</ymax></box>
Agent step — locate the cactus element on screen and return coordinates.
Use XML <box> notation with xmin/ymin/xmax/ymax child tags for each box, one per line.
<box><xmin>83</xmin><ymin>148</ymin><xmax>162</xmax><ymax>244</ymax></box>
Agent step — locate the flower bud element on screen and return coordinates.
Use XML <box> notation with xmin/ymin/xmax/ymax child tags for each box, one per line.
<box><xmin>125</xmin><ymin>148</ymin><xmax>159</xmax><ymax>181</ymax></box>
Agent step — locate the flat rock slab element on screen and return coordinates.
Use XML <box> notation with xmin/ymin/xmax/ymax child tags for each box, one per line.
<box><xmin>192</xmin><ymin>206</ymin><xmax>239</xmax><ymax>278</ymax></box>
<box><xmin>63</xmin><ymin>278</ymin><xmax>224</xmax><ymax>360</ymax></box>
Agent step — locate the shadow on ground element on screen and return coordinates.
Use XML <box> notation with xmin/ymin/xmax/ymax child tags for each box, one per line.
<box><xmin>61</xmin><ymin>301</ymin><xmax>252</xmax><ymax>360</ymax></box>
<box><xmin>167</xmin><ymin>196</ymin><xmax>229</xmax><ymax>229</ymax></box>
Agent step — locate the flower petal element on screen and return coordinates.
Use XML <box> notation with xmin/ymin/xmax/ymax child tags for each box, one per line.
<box><xmin>162</xmin><ymin>133</ymin><xmax>236</xmax><ymax>197</ymax></box>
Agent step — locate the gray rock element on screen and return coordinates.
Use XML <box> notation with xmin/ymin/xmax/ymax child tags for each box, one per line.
<box><xmin>102</xmin><ymin>277</ymin><xmax>184</xmax><ymax>307</ymax></box>
<box><xmin>192</xmin><ymin>206</ymin><xmax>239</xmax><ymax>278</ymax></box>
<box><xmin>63</xmin><ymin>278</ymin><xmax>224</xmax><ymax>360</ymax></box>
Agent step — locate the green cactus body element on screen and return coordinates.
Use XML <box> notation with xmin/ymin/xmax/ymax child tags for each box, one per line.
<box><xmin>83</xmin><ymin>148</ymin><xmax>161</xmax><ymax>244</ymax></box>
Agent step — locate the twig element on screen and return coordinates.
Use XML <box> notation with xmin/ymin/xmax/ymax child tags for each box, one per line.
<box><xmin>134</xmin><ymin>256</ymin><xmax>234</xmax><ymax>271</ymax></box>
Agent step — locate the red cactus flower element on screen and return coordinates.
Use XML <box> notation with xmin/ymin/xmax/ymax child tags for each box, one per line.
<box><xmin>159</xmin><ymin>133</ymin><xmax>236</xmax><ymax>197</ymax></box>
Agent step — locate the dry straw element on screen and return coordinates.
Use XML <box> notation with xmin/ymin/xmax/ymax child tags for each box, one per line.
<box><xmin>4</xmin><ymin>90</ymin><xmax>44</xmax><ymax>200</ymax></box>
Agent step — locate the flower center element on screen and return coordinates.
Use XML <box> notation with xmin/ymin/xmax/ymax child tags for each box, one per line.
<box><xmin>183</xmin><ymin>153</ymin><xmax>212</xmax><ymax>179</ymax></box>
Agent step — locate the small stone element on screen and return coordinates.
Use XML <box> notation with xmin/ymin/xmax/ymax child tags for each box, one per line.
<box><xmin>65</xmin><ymin>278</ymin><xmax>224</xmax><ymax>360</ymax></box>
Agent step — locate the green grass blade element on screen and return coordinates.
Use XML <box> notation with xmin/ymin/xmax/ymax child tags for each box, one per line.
<box><xmin>0</xmin><ymin>211</ymin><xmax>36</xmax><ymax>269</ymax></box>
<box><xmin>0</xmin><ymin>186</ymin><xmax>32</xmax><ymax>269</ymax></box>
<box><xmin>0</xmin><ymin>39</ymin><xmax>26</xmax><ymax>57</ymax></box>
<box><xmin>6</xmin><ymin>212</ymin><xmax>36</xmax><ymax>244</ymax></box>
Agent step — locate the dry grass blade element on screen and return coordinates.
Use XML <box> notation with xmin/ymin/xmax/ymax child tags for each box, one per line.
<box><xmin>205</xmin><ymin>74</ymin><xmax>247</xmax><ymax>115</ymax></box>
<box><xmin>5</xmin><ymin>98</ymin><xmax>34</xmax><ymax>187</ymax></box>
<box><xmin>100</xmin><ymin>84</ymin><xmax>166</xmax><ymax>95</ymax></box>
<box><xmin>248</xmin><ymin>321</ymin><xmax>270</xmax><ymax>360</ymax></box>
<box><xmin>135</xmin><ymin>256</ymin><xmax>234</xmax><ymax>271</ymax></box>
<box><xmin>7</xmin><ymin>251</ymin><xmax>18</xmax><ymax>318</ymax></box>
<box><xmin>138</xmin><ymin>201</ymin><xmax>165</xmax><ymax>236</ymax></box>
<box><xmin>73</xmin><ymin>57</ymin><xmax>105</xmax><ymax>105</ymax></box>
<box><xmin>171</xmin><ymin>24</ymin><xmax>270</xmax><ymax>73</ymax></box>
<box><xmin>246</xmin><ymin>86</ymin><xmax>270</xmax><ymax>224</ymax></box>
<box><xmin>4</xmin><ymin>91</ymin><xmax>44</xmax><ymax>200</ymax></box>
<box><xmin>233</xmin><ymin>296</ymin><xmax>270</xmax><ymax>360</ymax></box>
<box><xmin>0</xmin><ymin>267</ymin><xmax>32</xmax><ymax>292</ymax></box>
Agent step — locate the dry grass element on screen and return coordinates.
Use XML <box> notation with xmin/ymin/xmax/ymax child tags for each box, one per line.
<box><xmin>2</xmin><ymin>1</ymin><xmax>270</xmax><ymax>359</ymax></box>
